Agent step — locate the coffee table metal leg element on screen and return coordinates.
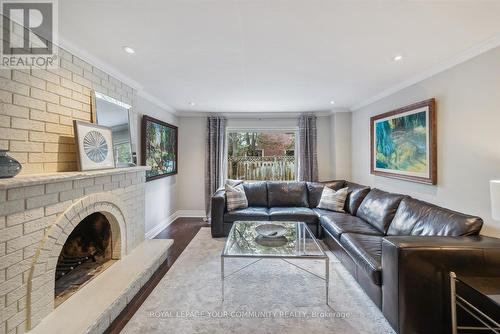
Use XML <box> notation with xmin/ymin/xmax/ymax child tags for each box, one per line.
<box><xmin>325</xmin><ymin>257</ymin><xmax>329</xmax><ymax>305</ymax></box>
<box><xmin>221</xmin><ymin>256</ymin><xmax>224</xmax><ymax>301</ymax></box>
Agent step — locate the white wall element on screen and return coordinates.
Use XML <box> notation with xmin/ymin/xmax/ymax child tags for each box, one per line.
<box><xmin>177</xmin><ymin>117</ymin><xmax>206</xmax><ymax>215</ymax></box>
<box><xmin>330</xmin><ymin>111</ymin><xmax>352</xmax><ymax>180</ymax></box>
<box><xmin>134</xmin><ymin>96</ymin><xmax>179</xmax><ymax>237</ymax></box>
<box><xmin>351</xmin><ymin>46</ymin><xmax>500</xmax><ymax>238</ymax></box>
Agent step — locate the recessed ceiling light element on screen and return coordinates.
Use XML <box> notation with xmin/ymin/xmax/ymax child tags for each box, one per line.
<box><xmin>189</xmin><ymin>102</ymin><xmax>196</xmax><ymax>106</ymax></box>
<box><xmin>393</xmin><ymin>55</ymin><xmax>403</xmax><ymax>62</ymax></box>
<box><xmin>329</xmin><ymin>100</ymin><xmax>335</xmax><ymax>105</ymax></box>
<box><xmin>123</xmin><ymin>46</ymin><xmax>135</xmax><ymax>54</ymax></box>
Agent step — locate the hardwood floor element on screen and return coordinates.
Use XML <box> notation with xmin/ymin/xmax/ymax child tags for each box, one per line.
<box><xmin>105</xmin><ymin>217</ymin><xmax>209</xmax><ymax>334</ymax></box>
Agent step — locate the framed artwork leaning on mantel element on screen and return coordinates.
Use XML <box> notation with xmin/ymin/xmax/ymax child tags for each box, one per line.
<box><xmin>141</xmin><ymin>115</ymin><xmax>178</xmax><ymax>181</ymax></box>
<box><xmin>370</xmin><ymin>98</ymin><xmax>437</xmax><ymax>185</ymax></box>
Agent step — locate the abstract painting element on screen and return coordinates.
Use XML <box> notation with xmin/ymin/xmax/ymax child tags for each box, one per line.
<box><xmin>370</xmin><ymin>99</ymin><xmax>436</xmax><ymax>184</ymax></box>
<box><xmin>142</xmin><ymin>115</ymin><xmax>178</xmax><ymax>181</ymax></box>
<box><xmin>74</xmin><ymin>121</ymin><xmax>115</xmax><ymax>171</ymax></box>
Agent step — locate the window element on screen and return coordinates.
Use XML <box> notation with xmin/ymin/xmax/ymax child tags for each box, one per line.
<box><xmin>227</xmin><ymin>131</ymin><xmax>297</xmax><ymax>181</ymax></box>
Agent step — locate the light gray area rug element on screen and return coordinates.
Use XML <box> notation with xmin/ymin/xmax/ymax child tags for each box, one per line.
<box><xmin>122</xmin><ymin>228</ymin><xmax>395</xmax><ymax>334</ymax></box>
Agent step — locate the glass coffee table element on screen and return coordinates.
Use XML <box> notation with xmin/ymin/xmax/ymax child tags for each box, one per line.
<box><xmin>221</xmin><ymin>221</ymin><xmax>329</xmax><ymax>304</ymax></box>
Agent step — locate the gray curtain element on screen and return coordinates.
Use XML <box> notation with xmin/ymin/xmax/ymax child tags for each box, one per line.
<box><xmin>298</xmin><ymin>114</ymin><xmax>319</xmax><ymax>182</ymax></box>
<box><xmin>205</xmin><ymin>116</ymin><xmax>227</xmax><ymax>216</ymax></box>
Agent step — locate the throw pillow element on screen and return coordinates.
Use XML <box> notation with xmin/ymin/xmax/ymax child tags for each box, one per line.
<box><xmin>317</xmin><ymin>186</ymin><xmax>349</xmax><ymax>212</ymax></box>
<box><xmin>225</xmin><ymin>183</ymin><xmax>248</xmax><ymax>211</ymax></box>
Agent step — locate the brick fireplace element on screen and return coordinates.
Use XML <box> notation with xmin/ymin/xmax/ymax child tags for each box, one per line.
<box><xmin>0</xmin><ymin>166</ymin><xmax>154</xmax><ymax>333</ymax></box>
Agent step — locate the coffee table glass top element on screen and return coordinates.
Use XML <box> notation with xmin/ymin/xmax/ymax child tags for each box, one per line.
<box><xmin>222</xmin><ymin>221</ymin><xmax>326</xmax><ymax>258</ymax></box>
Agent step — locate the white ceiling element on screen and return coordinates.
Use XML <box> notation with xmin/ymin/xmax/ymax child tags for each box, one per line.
<box><xmin>59</xmin><ymin>0</ymin><xmax>500</xmax><ymax>113</ymax></box>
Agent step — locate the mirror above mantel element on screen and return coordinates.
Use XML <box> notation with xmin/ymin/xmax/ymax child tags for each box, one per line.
<box><xmin>91</xmin><ymin>91</ymin><xmax>137</xmax><ymax>167</ymax></box>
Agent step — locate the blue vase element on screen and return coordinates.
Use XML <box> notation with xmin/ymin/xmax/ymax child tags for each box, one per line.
<box><xmin>0</xmin><ymin>150</ymin><xmax>22</xmax><ymax>178</ymax></box>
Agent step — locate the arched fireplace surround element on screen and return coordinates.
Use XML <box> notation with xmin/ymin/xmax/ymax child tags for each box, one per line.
<box><xmin>26</xmin><ymin>193</ymin><xmax>127</xmax><ymax>329</ymax></box>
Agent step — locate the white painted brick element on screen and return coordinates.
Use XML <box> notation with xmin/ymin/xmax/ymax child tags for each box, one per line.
<box><xmin>45</xmin><ymin>180</ymin><xmax>73</xmax><ymax>194</ymax></box>
<box><xmin>111</xmin><ymin>174</ymin><xmax>125</xmax><ymax>182</ymax></box>
<box><xmin>61</xmin><ymin>59</ymin><xmax>83</xmax><ymax>76</ymax></box>
<box><xmin>0</xmin><ymin>103</ymin><xmax>28</xmax><ymax>118</ymax></box>
<box><xmin>7</xmin><ymin>185</ymin><xmax>44</xmax><ymax>201</ymax></box>
<box><xmin>0</xmin><ymin>128</ymin><xmax>28</xmax><ymax>141</ymax></box>
<box><xmin>72</xmin><ymin>57</ymin><xmax>92</xmax><ymax>72</ymax></box>
<box><xmin>47</xmin><ymin>67</ymin><xmax>71</xmax><ymax>80</ymax></box>
<box><xmin>0</xmin><ymin>199</ymin><xmax>25</xmax><ymax>216</ymax></box>
<box><xmin>5</xmin><ymin>284</ymin><xmax>25</xmax><ymax>307</ymax></box>
<box><xmin>0</xmin><ymin>250</ymin><xmax>22</xmax><ymax>270</ymax></box>
<box><xmin>0</xmin><ymin>274</ymin><xmax>22</xmax><ymax>295</ymax></box>
<box><xmin>13</xmin><ymin>94</ymin><xmax>45</xmax><ymax>111</ymax></box>
<box><xmin>72</xmin><ymin>74</ymin><xmax>91</xmax><ymax>88</ymax></box>
<box><xmin>0</xmin><ymin>69</ymin><xmax>11</xmax><ymax>79</ymax></box>
<box><xmin>46</xmin><ymin>102</ymin><xmax>72</xmax><ymax>116</ymax></box>
<box><xmin>46</xmin><ymin>82</ymin><xmax>72</xmax><ymax>98</ymax></box>
<box><xmin>23</xmin><ymin>215</ymin><xmax>55</xmax><ymax>234</ymax></box>
<box><xmin>44</xmin><ymin>200</ymin><xmax>71</xmax><ymax>216</ymax></box>
<box><xmin>73</xmin><ymin>178</ymin><xmax>94</xmax><ymax>189</ymax></box>
<box><xmin>59</xmin><ymin>96</ymin><xmax>82</xmax><ymax>110</ymax></box>
<box><xmin>6</xmin><ymin>230</ymin><xmax>44</xmax><ymax>254</ymax></box>
<box><xmin>6</xmin><ymin>257</ymin><xmax>31</xmax><ymax>280</ymax></box>
<box><xmin>1</xmin><ymin>301</ymin><xmax>18</xmax><ymax>324</ymax></box>
<box><xmin>26</xmin><ymin>193</ymin><xmax>58</xmax><ymax>210</ymax></box>
<box><xmin>103</xmin><ymin>182</ymin><xmax>120</xmax><ymax>191</ymax></box>
<box><xmin>0</xmin><ymin>78</ymin><xmax>29</xmax><ymax>96</ymax></box>
<box><xmin>84</xmin><ymin>184</ymin><xmax>103</xmax><ymax>195</ymax></box>
<box><xmin>60</xmin><ymin>78</ymin><xmax>83</xmax><ymax>93</ymax></box>
<box><xmin>83</xmin><ymin>69</ymin><xmax>101</xmax><ymax>84</ymax></box>
<box><xmin>6</xmin><ymin>309</ymin><xmax>24</xmax><ymax>332</ymax></box>
<box><xmin>6</xmin><ymin>207</ymin><xmax>44</xmax><ymax>227</ymax></box>
<box><xmin>94</xmin><ymin>175</ymin><xmax>111</xmax><ymax>185</ymax></box>
<box><xmin>31</xmin><ymin>69</ymin><xmax>59</xmax><ymax>84</ymax></box>
<box><xmin>59</xmin><ymin>188</ymin><xmax>83</xmax><ymax>201</ymax></box>
<box><xmin>12</xmin><ymin>71</ymin><xmax>45</xmax><ymax>90</ymax></box>
<box><xmin>30</xmin><ymin>88</ymin><xmax>59</xmax><ymax>104</ymax></box>
<box><xmin>10</xmin><ymin>116</ymin><xmax>44</xmax><ymax>131</ymax></box>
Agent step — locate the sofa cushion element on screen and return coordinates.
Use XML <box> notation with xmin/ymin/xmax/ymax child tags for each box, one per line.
<box><xmin>340</xmin><ymin>233</ymin><xmax>383</xmax><ymax>285</ymax></box>
<box><xmin>243</xmin><ymin>181</ymin><xmax>268</xmax><ymax>207</ymax></box>
<box><xmin>387</xmin><ymin>197</ymin><xmax>484</xmax><ymax>236</ymax></box>
<box><xmin>224</xmin><ymin>207</ymin><xmax>269</xmax><ymax>223</ymax></box>
<box><xmin>267</xmin><ymin>181</ymin><xmax>309</xmax><ymax>207</ymax></box>
<box><xmin>343</xmin><ymin>181</ymin><xmax>371</xmax><ymax>215</ymax></box>
<box><xmin>319</xmin><ymin>211</ymin><xmax>383</xmax><ymax>240</ymax></box>
<box><xmin>268</xmin><ymin>207</ymin><xmax>318</xmax><ymax>223</ymax></box>
<box><xmin>225</xmin><ymin>183</ymin><xmax>248</xmax><ymax>211</ymax></box>
<box><xmin>356</xmin><ymin>189</ymin><xmax>405</xmax><ymax>234</ymax></box>
<box><xmin>317</xmin><ymin>187</ymin><xmax>348</xmax><ymax>212</ymax></box>
<box><xmin>306</xmin><ymin>180</ymin><xmax>346</xmax><ymax>208</ymax></box>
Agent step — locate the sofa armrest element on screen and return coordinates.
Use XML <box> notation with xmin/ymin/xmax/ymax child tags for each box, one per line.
<box><xmin>381</xmin><ymin>235</ymin><xmax>500</xmax><ymax>334</ymax></box>
<box><xmin>210</xmin><ymin>189</ymin><xmax>226</xmax><ymax>237</ymax></box>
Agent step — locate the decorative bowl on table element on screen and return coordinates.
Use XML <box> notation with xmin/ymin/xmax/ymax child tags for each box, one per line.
<box><xmin>255</xmin><ymin>224</ymin><xmax>287</xmax><ymax>238</ymax></box>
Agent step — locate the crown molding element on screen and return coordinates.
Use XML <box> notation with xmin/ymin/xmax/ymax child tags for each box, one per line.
<box><xmin>176</xmin><ymin>110</ymin><xmax>334</xmax><ymax>118</ymax></box>
<box><xmin>57</xmin><ymin>35</ymin><xmax>177</xmax><ymax>114</ymax></box>
<box><xmin>350</xmin><ymin>33</ymin><xmax>500</xmax><ymax>111</ymax></box>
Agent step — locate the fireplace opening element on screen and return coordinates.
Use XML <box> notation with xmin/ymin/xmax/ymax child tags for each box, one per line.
<box><xmin>54</xmin><ymin>212</ymin><xmax>116</xmax><ymax>307</ymax></box>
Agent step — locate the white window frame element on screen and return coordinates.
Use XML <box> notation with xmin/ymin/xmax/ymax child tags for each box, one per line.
<box><xmin>225</xmin><ymin>127</ymin><xmax>299</xmax><ymax>181</ymax></box>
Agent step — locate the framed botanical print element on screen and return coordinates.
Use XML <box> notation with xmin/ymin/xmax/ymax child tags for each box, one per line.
<box><xmin>141</xmin><ymin>115</ymin><xmax>178</xmax><ymax>181</ymax></box>
<box><xmin>74</xmin><ymin>121</ymin><xmax>115</xmax><ymax>171</ymax></box>
<box><xmin>370</xmin><ymin>98</ymin><xmax>437</xmax><ymax>184</ymax></box>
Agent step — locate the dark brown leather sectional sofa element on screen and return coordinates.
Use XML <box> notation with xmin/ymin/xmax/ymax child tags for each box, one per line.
<box><xmin>210</xmin><ymin>180</ymin><xmax>500</xmax><ymax>334</ymax></box>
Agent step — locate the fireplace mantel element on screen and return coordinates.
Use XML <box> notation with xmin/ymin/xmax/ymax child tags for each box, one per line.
<box><xmin>0</xmin><ymin>166</ymin><xmax>150</xmax><ymax>190</ymax></box>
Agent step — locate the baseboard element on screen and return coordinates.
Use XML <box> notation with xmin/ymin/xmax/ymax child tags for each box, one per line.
<box><xmin>175</xmin><ymin>210</ymin><xmax>206</xmax><ymax>218</ymax></box>
<box><xmin>145</xmin><ymin>210</ymin><xmax>206</xmax><ymax>239</ymax></box>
